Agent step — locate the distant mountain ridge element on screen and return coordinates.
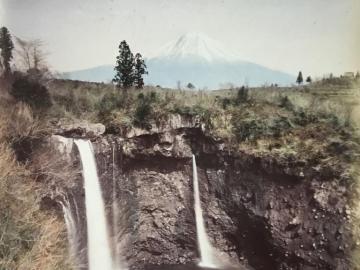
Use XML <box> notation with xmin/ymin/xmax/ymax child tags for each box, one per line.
<box><xmin>63</xmin><ymin>32</ymin><xmax>295</xmax><ymax>89</ymax></box>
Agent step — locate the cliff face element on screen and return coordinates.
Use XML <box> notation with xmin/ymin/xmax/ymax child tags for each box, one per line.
<box><xmin>45</xmin><ymin>116</ymin><xmax>353</xmax><ymax>270</ymax></box>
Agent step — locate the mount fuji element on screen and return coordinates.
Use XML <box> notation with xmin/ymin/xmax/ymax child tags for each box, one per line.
<box><xmin>63</xmin><ymin>32</ymin><xmax>295</xmax><ymax>89</ymax></box>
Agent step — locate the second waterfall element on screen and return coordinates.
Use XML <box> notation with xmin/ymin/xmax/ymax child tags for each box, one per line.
<box><xmin>192</xmin><ymin>155</ymin><xmax>218</xmax><ymax>268</ymax></box>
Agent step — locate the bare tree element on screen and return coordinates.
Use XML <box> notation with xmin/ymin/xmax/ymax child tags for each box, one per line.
<box><xmin>15</xmin><ymin>37</ymin><xmax>48</xmax><ymax>72</ymax></box>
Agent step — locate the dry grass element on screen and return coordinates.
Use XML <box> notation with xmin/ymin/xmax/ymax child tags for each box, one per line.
<box><xmin>0</xmin><ymin>97</ymin><xmax>71</xmax><ymax>270</ymax></box>
<box><xmin>17</xmin><ymin>215</ymin><xmax>72</xmax><ymax>270</ymax></box>
<box><xmin>47</xmin><ymin>80</ymin><xmax>358</xmax><ymax>128</ymax></box>
<box><xmin>0</xmin><ymin>101</ymin><xmax>47</xmax><ymax>144</ymax></box>
<box><xmin>0</xmin><ymin>143</ymin><xmax>36</xmax><ymax>270</ymax></box>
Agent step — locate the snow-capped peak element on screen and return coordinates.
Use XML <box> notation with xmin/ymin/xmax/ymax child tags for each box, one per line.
<box><xmin>150</xmin><ymin>32</ymin><xmax>241</xmax><ymax>62</ymax></box>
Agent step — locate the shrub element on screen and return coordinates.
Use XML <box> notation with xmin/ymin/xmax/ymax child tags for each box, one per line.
<box><xmin>235</xmin><ymin>86</ymin><xmax>249</xmax><ymax>105</ymax></box>
<box><xmin>170</xmin><ymin>102</ymin><xmax>209</xmax><ymax>117</ymax></box>
<box><xmin>232</xmin><ymin>110</ymin><xmax>294</xmax><ymax>142</ymax></box>
<box><xmin>221</xmin><ymin>98</ymin><xmax>231</xmax><ymax>109</ymax></box>
<box><xmin>133</xmin><ymin>91</ymin><xmax>159</xmax><ymax>128</ymax></box>
<box><xmin>232</xmin><ymin>118</ymin><xmax>265</xmax><ymax>141</ymax></box>
<box><xmin>0</xmin><ymin>102</ymin><xmax>43</xmax><ymax>143</ymax></box>
<box><xmin>293</xmin><ymin>109</ymin><xmax>318</xmax><ymax>126</ymax></box>
<box><xmin>10</xmin><ymin>73</ymin><xmax>51</xmax><ymax>111</ymax></box>
<box><xmin>279</xmin><ymin>95</ymin><xmax>294</xmax><ymax>111</ymax></box>
<box><xmin>134</xmin><ymin>100</ymin><xmax>152</xmax><ymax>127</ymax></box>
<box><xmin>96</xmin><ymin>91</ymin><xmax>126</xmax><ymax>122</ymax></box>
<box><xmin>270</xmin><ymin>116</ymin><xmax>293</xmax><ymax>137</ymax></box>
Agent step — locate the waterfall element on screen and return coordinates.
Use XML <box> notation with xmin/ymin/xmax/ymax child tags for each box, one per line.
<box><xmin>111</xmin><ymin>144</ymin><xmax>127</xmax><ymax>270</ymax></box>
<box><xmin>75</xmin><ymin>140</ymin><xmax>114</xmax><ymax>270</ymax></box>
<box><xmin>60</xmin><ymin>197</ymin><xmax>79</xmax><ymax>267</ymax></box>
<box><xmin>192</xmin><ymin>155</ymin><xmax>218</xmax><ymax>268</ymax></box>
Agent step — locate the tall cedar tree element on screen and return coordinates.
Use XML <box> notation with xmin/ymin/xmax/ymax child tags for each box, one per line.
<box><xmin>134</xmin><ymin>53</ymin><xmax>148</xmax><ymax>89</ymax></box>
<box><xmin>0</xmin><ymin>27</ymin><xmax>14</xmax><ymax>74</ymax></box>
<box><xmin>113</xmin><ymin>40</ymin><xmax>135</xmax><ymax>88</ymax></box>
<box><xmin>296</xmin><ymin>71</ymin><xmax>303</xmax><ymax>85</ymax></box>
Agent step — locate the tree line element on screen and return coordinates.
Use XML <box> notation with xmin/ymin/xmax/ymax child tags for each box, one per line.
<box><xmin>296</xmin><ymin>70</ymin><xmax>360</xmax><ymax>85</ymax></box>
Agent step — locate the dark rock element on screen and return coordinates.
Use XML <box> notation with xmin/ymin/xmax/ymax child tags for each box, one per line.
<box><xmin>54</xmin><ymin>120</ymin><xmax>106</xmax><ymax>138</ymax></box>
<box><xmin>42</xmin><ymin>121</ymin><xmax>353</xmax><ymax>270</ymax></box>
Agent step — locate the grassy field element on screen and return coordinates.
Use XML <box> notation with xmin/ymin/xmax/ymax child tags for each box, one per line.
<box><xmin>46</xmin><ymin>79</ymin><xmax>360</xmax><ymax>154</ymax></box>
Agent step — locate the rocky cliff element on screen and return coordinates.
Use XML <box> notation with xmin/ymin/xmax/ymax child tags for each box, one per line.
<box><xmin>39</xmin><ymin>115</ymin><xmax>353</xmax><ymax>270</ymax></box>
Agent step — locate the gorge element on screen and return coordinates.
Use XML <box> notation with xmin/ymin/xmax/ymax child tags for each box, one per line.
<box><xmin>37</xmin><ymin>113</ymin><xmax>354</xmax><ymax>270</ymax></box>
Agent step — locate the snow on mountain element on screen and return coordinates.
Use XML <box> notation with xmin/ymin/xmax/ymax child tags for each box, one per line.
<box><xmin>150</xmin><ymin>32</ymin><xmax>241</xmax><ymax>62</ymax></box>
<box><xmin>63</xmin><ymin>32</ymin><xmax>295</xmax><ymax>89</ymax></box>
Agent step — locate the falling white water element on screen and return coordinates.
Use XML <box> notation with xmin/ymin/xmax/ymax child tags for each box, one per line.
<box><xmin>192</xmin><ymin>155</ymin><xmax>218</xmax><ymax>268</ymax></box>
<box><xmin>111</xmin><ymin>145</ymin><xmax>127</xmax><ymax>270</ymax></box>
<box><xmin>112</xmin><ymin>145</ymin><xmax>118</xmax><ymax>264</ymax></box>
<box><xmin>75</xmin><ymin>140</ymin><xmax>113</xmax><ymax>270</ymax></box>
<box><xmin>60</xmin><ymin>198</ymin><xmax>79</xmax><ymax>267</ymax></box>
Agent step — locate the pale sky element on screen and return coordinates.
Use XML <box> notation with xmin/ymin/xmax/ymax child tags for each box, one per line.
<box><xmin>1</xmin><ymin>0</ymin><xmax>359</xmax><ymax>77</ymax></box>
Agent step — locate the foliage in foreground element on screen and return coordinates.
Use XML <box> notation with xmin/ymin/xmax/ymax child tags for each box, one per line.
<box><xmin>0</xmin><ymin>99</ymin><xmax>71</xmax><ymax>270</ymax></box>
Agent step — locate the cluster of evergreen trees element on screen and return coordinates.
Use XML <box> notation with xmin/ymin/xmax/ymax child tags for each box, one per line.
<box><xmin>296</xmin><ymin>71</ymin><xmax>312</xmax><ymax>85</ymax></box>
<box><xmin>113</xmin><ymin>40</ymin><xmax>148</xmax><ymax>89</ymax></box>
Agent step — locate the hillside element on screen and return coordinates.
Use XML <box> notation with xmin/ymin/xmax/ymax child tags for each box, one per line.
<box><xmin>1</xmin><ymin>74</ymin><xmax>360</xmax><ymax>269</ymax></box>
